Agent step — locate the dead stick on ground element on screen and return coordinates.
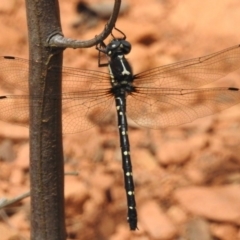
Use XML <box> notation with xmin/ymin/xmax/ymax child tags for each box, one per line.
<box><xmin>0</xmin><ymin>171</ymin><xmax>79</xmax><ymax>209</ymax></box>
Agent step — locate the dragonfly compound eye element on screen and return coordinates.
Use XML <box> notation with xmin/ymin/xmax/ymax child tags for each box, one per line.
<box><xmin>120</xmin><ymin>40</ymin><xmax>131</xmax><ymax>54</ymax></box>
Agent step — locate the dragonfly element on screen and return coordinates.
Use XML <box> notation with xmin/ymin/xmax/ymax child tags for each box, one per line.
<box><xmin>1</xmin><ymin>29</ymin><xmax>240</xmax><ymax>230</ymax></box>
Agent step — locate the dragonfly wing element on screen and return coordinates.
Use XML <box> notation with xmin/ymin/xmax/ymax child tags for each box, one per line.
<box><xmin>0</xmin><ymin>56</ymin><xmax>29</xmax><ymax>92</ymax></box>
<box><xmin>127</xmin><ymin>87</ymin><xmax>240</xmax><ymax>128</ymax></box>
<box><xmin>134</xmin><ymin>45</ymin><xmax>240</xmax><ymax>89</ymax></box>
<box><xmin>0</xmin><ymin>56</ymin><xmax>113</xmax><ymax>133</ymax></box>
<box><xmin>60</xmin><ymin>68</ymin><xmax>113</xmax><ymax>133</ymax></box>
<box><xmin>0</xmin><ymin>91</ymin><xmax>114</xmax><ymax>134</ymax></box>
<box><xmin>0</xmin><ymin>95</ymin><xmax>29</xmax><ymax>127</ymax></box>
<box><xmin>62</xmin><ymin>91</ymin><xmax>114</xmax><ymax>134</ymax></box>
<box><xmin>0</xmin><ymin>56</ymin><xmax>111</xmax><ymax>93</ymax></box>
<box><xmin>61</xmin><ymin>66</ymin><xmax>111</xmax><ymax>92</ymax></box>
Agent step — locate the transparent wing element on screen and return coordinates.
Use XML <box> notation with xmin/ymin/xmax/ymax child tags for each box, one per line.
<box><xmin>0</xmin><ymin>56</ymin><xmax>111</xmax><ymax>93</ymax></box>
<box><xmin>0</xmin><ymin>57</ymin><xmax>29</xmax><ymax>92</ymax></box>
<box><xmin>0</xmin><ymin>56</ymin><xmax>114</xmax><ymax>133</ymax></box>
<box><xmin>61</xmin><ymin>91</ymin><xmax>114</xmax><ymax>133</ymax></box>
<box><xmin>0</xmin><ymin>95</ymin><xmax>30</xmax><ymax>124</ymax></box>
<box><xmin>61</xmin><ymin>65</ymin><xmax>111</xmax><ymax>92</ymax></box>
<box><xmin>134</xmin><ymin>45</ymin><xmax>240</xmax><ymax>88</ymax></box>
<box><xmin>127</xmin><ymin>87</ymin><xmax>240</xmax><ymax>128</ymax></box>
<box><xmin>0</xmin><ymin>91</ymin><xmax>114</xmax><ymax>134</ymax></box>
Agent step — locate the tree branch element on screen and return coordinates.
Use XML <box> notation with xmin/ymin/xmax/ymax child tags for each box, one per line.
<box><xmin>47</xmin><ymin>0</ymin><xmax>121</xmax><ymax>48</ymax></box>
<box><xmin>25</xmin><ymin>0</ymin><xmax>65</xmax><ymax>238</ymax></box>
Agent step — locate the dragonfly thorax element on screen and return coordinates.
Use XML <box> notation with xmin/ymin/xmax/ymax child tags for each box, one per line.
<box><xmin>108</xmin><ymin>51</ymin><xmax>133</xmax><ymax>86</ymax></box>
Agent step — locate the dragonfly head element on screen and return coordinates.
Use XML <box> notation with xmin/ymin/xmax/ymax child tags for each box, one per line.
<box><xmin>105</xmin><ymin>39</ymin><xmax>131</xmax><ymax>57</ymax></box>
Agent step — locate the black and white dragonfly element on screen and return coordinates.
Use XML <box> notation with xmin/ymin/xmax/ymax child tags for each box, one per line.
<box><xmin>1</xmin><ymin>30</ymin><xmax>240</xmax><ymax>230</ymax></box>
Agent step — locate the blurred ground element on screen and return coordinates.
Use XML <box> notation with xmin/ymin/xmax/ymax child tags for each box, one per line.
<box><xmin>0</xmin><ymin>0</ymin><xmax>240</xmax><ymax>239</ymax></box>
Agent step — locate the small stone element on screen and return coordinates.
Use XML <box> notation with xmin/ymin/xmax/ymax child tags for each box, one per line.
<box><xmin>210</xmin><ymin>223</ymin><xmax>238</xmax><ymax>240</ymax></box>
<box><xmin>185</xmin><ymin>218</ymin><xmax>212</xmax><ymax>240</ymax></box>
<box><xmin>157</xmin><ymin>140</ymin><xmax>191</xmax><ymax>165</ymax></box>
<box><xmin>175</xmin><ymin>185</ymin><xmax>240</xmax><ymax>224</ymax></box>
<box><xmin>139</xmin><ymin>200</ymin><xmax>177</xmax><ymax>239</ymax></box>
<box><xmin>0</xmin><ymin>0</ymin><xmax>16</xmax><ymax>13</ymax></box>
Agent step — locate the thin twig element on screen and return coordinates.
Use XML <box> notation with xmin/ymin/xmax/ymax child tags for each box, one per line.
<box><xmin>47</xmin><ymin>0</ymin><xmax>121</xmax><ymax>48</ymax></box>
<box><xmin>0</xmin><ymin>192</ymin><xmax>30</xmax><ymax>209</ymax></box>
<box><xmin>0</xmin><ymin>171</ymin><xmax>79</xmax><ymax>209</ymax></box>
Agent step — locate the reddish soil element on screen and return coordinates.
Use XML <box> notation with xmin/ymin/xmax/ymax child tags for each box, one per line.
<box><xmin>1</xmin><ymin>0</ymin><xmax>240</xmax><ymax>239</ymax></box>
